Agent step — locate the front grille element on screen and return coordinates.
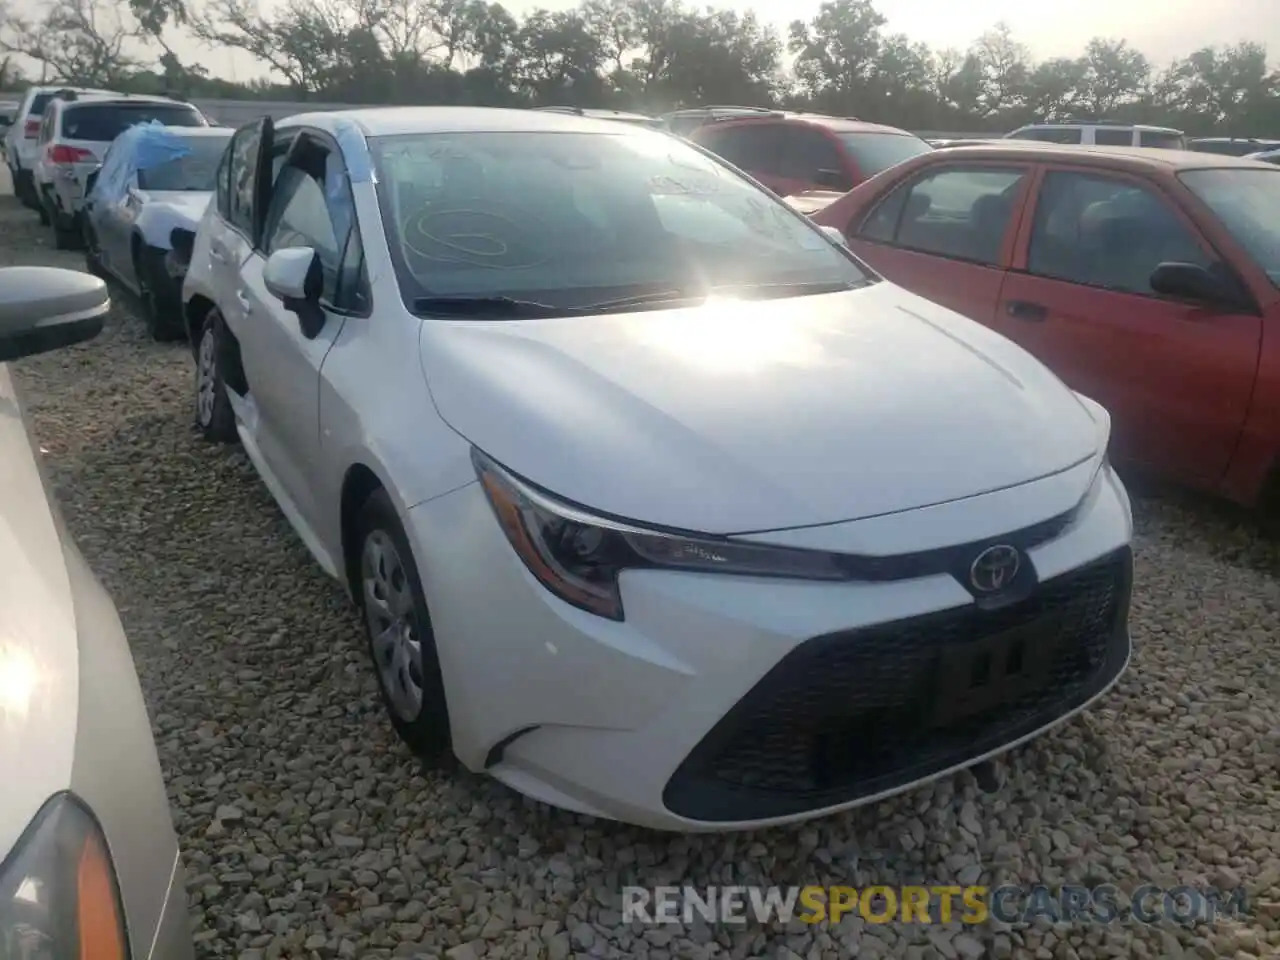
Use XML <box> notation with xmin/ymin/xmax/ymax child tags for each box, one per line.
<box><xmin>663</xmin><ymin>548</ymin><xmax>1132</xmax><ymax>823</ymax></box>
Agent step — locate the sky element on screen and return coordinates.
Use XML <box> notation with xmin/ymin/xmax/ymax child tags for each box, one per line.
<box><xmin>14</xmin><ymin>0</ymin><xmax>1280</xmax><ymax>85</ymax></box>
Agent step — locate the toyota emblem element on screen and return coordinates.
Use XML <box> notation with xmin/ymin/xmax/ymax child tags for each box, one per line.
<box><xmin>969</xmin><ymin>544</ymin><xmax>1021</xmax><ymax>593</ymax></box>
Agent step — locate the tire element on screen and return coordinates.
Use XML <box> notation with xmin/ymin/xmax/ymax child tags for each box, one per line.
<box><xmin>193</xmin><ymin>308</ymin><xmax>238</xmax><ymax>443</ymax></box>
<box><xmin>44</xmin><ymin>192</ymin><xmax>77</xmax><ymax>249</ymax></box>
<box><xmin>355</xmin><ymin>489</ymin><xmax>453</xmax><ymax>764</ymax></box>
<box><xmin>36</xmin><ymin>188</ymin><xmax>49</xmax><ymax>226</ymax></box>
<box><xmin>83</xmin><ymin>220</ymin><xmax>107</xmax><ymax>278</ymax></box>
<box><xmin>135</xmin><ymin>247</ymin><xmax>184</xmax><ymax>342</ymax></box>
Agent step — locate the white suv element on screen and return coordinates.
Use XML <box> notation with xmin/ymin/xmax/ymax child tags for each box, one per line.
<box><xmin>33</xmin><ymin>94</ymin><xmax>208</xmax><ymax>249</ymax></box>
<box><xmin>4</xmin><ymin>85</ymin><xmax>117</xmax><ymax>210</ymax></box>
<box><xmin>1005</xmin><ymin>122</ymin><xmax>1186</xmax><ymax>149</ymax></box>
<box><xmin>181</xmin><ymin>107</ymin><xmax>1132</xmax><ymax>831</ymax></box>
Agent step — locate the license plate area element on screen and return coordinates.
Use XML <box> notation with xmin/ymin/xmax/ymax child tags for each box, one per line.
<box><xmin>931</xmin><ymin>620</ymin><xmax>1060</xmax><ymax>726</ymax></box>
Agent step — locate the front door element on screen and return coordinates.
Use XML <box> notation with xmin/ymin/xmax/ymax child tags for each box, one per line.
<box><xmin>998</xmin><ymin>167</ymin><xmax>1262</xmax><ymax>486</ymax></box>
<box><xmin>846</xmin><ymin>163</ymin><xmax>1034</xmax><ymax>322</ymax></box>
<box><xmin>236</xmin><ymin>130</ymin><xmax>365</xmax><ymax>534</ymax></box>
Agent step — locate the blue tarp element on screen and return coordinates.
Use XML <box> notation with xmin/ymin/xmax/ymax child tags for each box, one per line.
<box><xmin>88</xmin><ymin>120</ymin><xmax>193</xmax><ymax>205</ymax></box>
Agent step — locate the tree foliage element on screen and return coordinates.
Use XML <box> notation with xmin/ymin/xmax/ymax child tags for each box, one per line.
<box><xmin>3</xmin><ymin>0</ymin><xmax>1280</xmax><ymax>135</ymax></box>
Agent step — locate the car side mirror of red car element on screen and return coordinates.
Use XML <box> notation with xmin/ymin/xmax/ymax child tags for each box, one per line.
<box><xmin>1150</xmin><ymin>261</ymin><xmax>1253</xmax><ymax>312</ymax></box>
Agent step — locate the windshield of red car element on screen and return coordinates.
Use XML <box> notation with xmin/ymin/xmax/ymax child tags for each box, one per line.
<box><xmin>368</xmin><ymin>129</ymin><xmax>870</xmax><ymax>309</ymax></box>
<box><xmin>838</xmin><ymin>132</ymin><xmax>933</xmax><ymax>176</ymax></box>
<box><xmin>1179</xmin><ymin>168</ymin><xmax>1280</xmax><ymax>285</ymax></box>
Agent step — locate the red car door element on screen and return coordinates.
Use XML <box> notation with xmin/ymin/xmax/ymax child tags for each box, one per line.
<box><xmin>996</xmin><ymin>165</ymin><xmax>1263</xmax><ymax>487</ymax></box>
<box><xmin>841</xmin><ymin>161</ymin><xmax>1036</xmax><ymax>322</ymax></box>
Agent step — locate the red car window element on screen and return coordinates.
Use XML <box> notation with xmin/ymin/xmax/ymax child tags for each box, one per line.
<box><xmin>778</xmin><ymin>128</ymin><xmax>851</xmax><ymax>189</ymax></box>
<box><xmin>1026</xmin><ymin>171</ymin><xmax>1211</xmax><ymax>296</ymax></box>
<box><xmin>859</xmin><ymin>165</ymin><xmax>1028</xmax><ymax>265</ymax></box>
<box><xmin>697</xmin><ymin>124</ymin><xmax>786</xmax><ymax>176</ymax></box>
<box><xmin>835</xmin><ymin>132</ymin><xmax>933</xmax><ymax>178</ymax></box>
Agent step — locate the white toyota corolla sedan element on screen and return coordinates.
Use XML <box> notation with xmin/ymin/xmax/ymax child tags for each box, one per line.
<box><xmin>180</xmin><ymin>107</ymin><xmax>1134</xmax><ymax>831</ymax></box>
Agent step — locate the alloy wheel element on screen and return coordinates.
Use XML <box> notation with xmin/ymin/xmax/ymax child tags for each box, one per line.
<box><xmin>196</xmin><ymin>326</ymin><xmax>217</xmax><ymax>427</ymax></box>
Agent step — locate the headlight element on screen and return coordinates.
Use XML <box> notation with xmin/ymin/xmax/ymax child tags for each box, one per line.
<box><xmin>472</xmin><ymin>448</ymin><xmax>845</xmax><ymax>620</ymax></box>
<box><xmin>1</xmin><ymin>793</ymin><xmax>128</xmax><ymax>960</ymax></box>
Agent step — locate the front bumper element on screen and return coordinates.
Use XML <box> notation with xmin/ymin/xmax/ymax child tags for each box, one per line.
<box><xmin>408</xmin><ymin>462</ymin><xmax>1133</xmax><ymax>831</ymax></box>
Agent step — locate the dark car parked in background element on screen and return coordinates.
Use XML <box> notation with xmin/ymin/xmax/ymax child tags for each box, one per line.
<box><xmin>689</xmin><ymin>112</ymin><xmax>932</xmax><ymax>196</ymax></box>
<box><xmin>1189</xmin><ymin>137</ymin><xmax>1280</xmax><ymax>157</ymax></box>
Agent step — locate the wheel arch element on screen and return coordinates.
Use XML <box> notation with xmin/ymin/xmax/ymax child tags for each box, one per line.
<box><xmin>340</xmin><ymin>462</ymin><xmax>392</xmax><ymax>603</ymax></box>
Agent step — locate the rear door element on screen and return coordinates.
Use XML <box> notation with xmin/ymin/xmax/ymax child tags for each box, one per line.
<box><xmin>694</xmin><ymin>123</ymin><xmax>789</xmax><ymax>192</ymax></box>
<box><xmin>997</xmin><ymin>166</ymin><xmax>1262</xmax><ymax>485</ymax></box>
<box><xmin>206</xmin><ymin>117</ymin><xmax>274</xmax><ymax>337</ymax></box>
<box><xmin>844</xmin><ymin>161</ymin><xmax>1035</xmax><ymax>321</ymax></box>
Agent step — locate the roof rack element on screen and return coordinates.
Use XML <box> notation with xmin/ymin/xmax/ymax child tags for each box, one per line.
<box><xmin>665</xmin><ymin>104</ymin><xmax>774</xmax><ymax>114</ymax></box>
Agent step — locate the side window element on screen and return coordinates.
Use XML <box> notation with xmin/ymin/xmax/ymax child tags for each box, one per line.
<box><xmin>703</xmin><ymin>125</ymin><xmax>786</xmax><ymax>176</ymax></box>
<box><xmin>227</xmin><ymin>121</ymin><xmax>266</xmax><ymax>236</ymax></box>
<box><xmin>1093</xmin><ymin>128</ymin><xmax>1134</xmax><ymax>146</ymax></box>
<box><xmin>863</xmin><ymin>166</ymin><xmax>1028</xmax><ymax>265</ymax></box>
<box><xmin>262</xmin><ymin>136</ymin><xmax>366</xmax><ymax>312</ymax></box>
<box><xmin>778</xmin><ymin>129</ymin><xmax>849</xmax><ymax>188</ymax></box>
<box><xmin>1026</xmin><ymin>171</ymin><xmax>1212</xmax><ymax>297</ymax></box>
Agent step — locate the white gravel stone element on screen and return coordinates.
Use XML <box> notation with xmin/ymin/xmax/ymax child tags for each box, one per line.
<box><xmin>3</xmin><ymin>184</ymin><xmax>1277</xmax><ymax>960</ymax></box>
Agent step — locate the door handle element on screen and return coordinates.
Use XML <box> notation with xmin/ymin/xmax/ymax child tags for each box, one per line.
<box><xmin>236</xmin><ymin>290</ymin><xmax>252</xmax><ymax>315</ymax></box>
<box><xmin>1005</xmin><ymin>300</ymin><xmax>1048</xmax><ymax>322</ymax></box>
<box><xmin>209</xmin><ymin>245</ymin><xmax>227</xmax><ymax>264</ymax></box>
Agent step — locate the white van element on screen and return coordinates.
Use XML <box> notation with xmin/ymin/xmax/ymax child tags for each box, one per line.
<box><xmin>1005</xmin><ymin>122</ymin><xmax>1186</xmax><ymax>149</ymax></box>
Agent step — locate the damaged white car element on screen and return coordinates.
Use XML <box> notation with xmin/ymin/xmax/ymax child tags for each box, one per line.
<box><xmin>83</xmin><ymin>124</ymin><xmax>233</xmax><ymax>340</ymax></box>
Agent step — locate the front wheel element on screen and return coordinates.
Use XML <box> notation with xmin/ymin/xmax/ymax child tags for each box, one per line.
<box><xmin>194</xmin><ymin>309</ymin><xmax>237</xmax><ymax>443</ymax></box>
<box><xmin>356</xmin><ymin>489</ymin><xmax>453</xmax><ymax>764</ymax></box>
<box><xmin>136</xmin><ymin>249</ymin><xmax>184</xmax><ymax>342</ymax></box>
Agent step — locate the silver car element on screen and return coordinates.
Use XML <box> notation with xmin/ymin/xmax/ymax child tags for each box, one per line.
<box><xmin>0</xmin><ymin>267</ymin><xmax>193</xmax><ymax>959</ymax></box>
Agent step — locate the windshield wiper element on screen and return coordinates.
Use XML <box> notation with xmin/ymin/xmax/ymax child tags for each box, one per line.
<box><xmin>707</xmin><ymin>279</ymin><xmax>864</xmax><ymax>299</ymax></box>
<box><xmin>411</xmin><ymin>296</ymin><xmax>584</xmax><ymax>318</ymax></box>
<box><xmin>580</xmin><ymin>289</ymin><xmax>699</xmax><ymax>312</ymax></box>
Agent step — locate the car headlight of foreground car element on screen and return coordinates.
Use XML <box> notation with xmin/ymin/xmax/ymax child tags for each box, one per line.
<box><xmin>472</xmin><ymin>448</ymin><xmax>847</xmax><ymax>621</ymax></box>
<box><xmin>1</xmin><ymin>793</ymin><xmax>127</xmax><ymax>960</ymax></box>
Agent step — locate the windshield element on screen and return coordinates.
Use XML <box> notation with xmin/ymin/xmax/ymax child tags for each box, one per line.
<box><xmin>839</xmin><ymin>132</ymin><xmax>933</xmax><ymax>176</ymax></box>
<box><xmin>137</xmin><ymin>135</ymin><xmax>231</xmax><ymax>191</ymax></box>
<box><xmin>1180</xmin><ymin>168</ymin><xmax>1280</xmax><ymax>286</ymax></box>
<box><xmin>61</xmin><ymin>103</ymin><xmax>203</xmax><ymax>142</ymax></box>
<box><xmin>369</xmin><ymin>129</ymin><xmax>869</xmax><ymax>312</ymax></box>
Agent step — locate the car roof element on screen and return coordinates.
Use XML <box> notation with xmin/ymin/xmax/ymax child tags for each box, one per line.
<box><xmin>536</xmin><ymin>106</ymin><xmax>654</xmax><ymax>122</ymax></box>
<box><xmin>278</xmin><ymin>106</ymin><xmax>664</xmax><ymax>137</ymax></box>
<box><xmin>28</xmin><ymin>85</ymin><xmax>117</xmax><ymax>97</ymax></box>
<box><xmin>706</xmin><ymin>113</ymin><xmax>917</xmax><ymax>136</ymax></box>
<box><xmin>918</xmin><ymin>141</ymin><xmax>1270</xmax><ymax>171</ymax></box>
<box><xmin>60</xmin><ymin>95</ymin><xmax>197</xmax><ymax>109</ymax></box>
<box><xmin>1012</xmin><ymin>122</ymin><xmax>1184</xmax><ymax>134</ymax></box>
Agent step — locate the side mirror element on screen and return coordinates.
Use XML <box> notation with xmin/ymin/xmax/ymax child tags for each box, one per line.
<box><xmin>263</xmin><ymin>246</ymin><xmax>318</xmax><ymax>303</ymax></box>
<box><xmin>264</xmin><ymin>246</ymin><xmax>326</xmax><ymax>339</ymax></box>
<box><xmin>819</xmin><ymin>224</ymin><xmax>848</xmax><ymax>247</ymax></box>
<box><xmin>1150</xmin><ymin>261</ymin><xmax>1248</xmax><ymax>310</ymax></box>
<box><xmin>0</xmin><ymin>267</ymin><xmax>108</xmax><ymax>363</ymax></box>
<box><xmin>813</xmin><ymin>168</ymin><xmax>851</xmax><ymax>191</ymax></box>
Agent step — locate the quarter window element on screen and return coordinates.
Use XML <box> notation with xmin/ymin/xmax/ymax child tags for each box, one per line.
<box><xmin>857</xmin><ymin>166</ymin><xmax>1028</xmax><ymax>265</ymax></box>
<box><xmin>1026</xmin><ymin>171</ymin><xmax>1211</xmax><ymax>296</ymax></box>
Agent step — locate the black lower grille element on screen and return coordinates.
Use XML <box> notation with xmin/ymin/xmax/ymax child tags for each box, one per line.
<box><xmin>663</xmin><ymin>547</ymin><xmax>1133</xmax><ymax>823</ymax></box>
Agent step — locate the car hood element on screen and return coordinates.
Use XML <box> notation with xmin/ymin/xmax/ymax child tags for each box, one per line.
<box><xmin>138</xmin><ymin>190</ymin><xmax>211</xmax><ymax>246</ymax></box>
<box><xmin>0</xmin><ymin>367</ymin><xmax>79</xmax><ymax>858</ymax></box>
<box><xmin>419</xmin><ymin>282</ymin><xmax>1103</xmax><ymax>534</ymax></box>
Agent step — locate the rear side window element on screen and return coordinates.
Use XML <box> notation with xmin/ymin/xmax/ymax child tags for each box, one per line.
<box><xmin>60</xmin><ymin>104</ymin><xmax>203</xmax><ymax>142</ymax></box>
<box><xmin>28</xmin><ymin>93</ymin><xmax>54</xmax><ymax>118</ymax></box>
<box><xmin>1139</xmin><ymin>131</ymin><xmax>1187</xmax><ymax>150</ymax></box>
<box><xmin>777</xmin><ymin>128</ymin><xmax>848</xmax><ymax>187</ymax></box>
<box><xmin>698</xmin><ymin>125</ymin><xmax>787</xmax><ymax>177</ymax></box>
<box><xmin>1092</xmin><ymin>128</ymin><xmax>1134</xmax><ymax>146</ymax></box>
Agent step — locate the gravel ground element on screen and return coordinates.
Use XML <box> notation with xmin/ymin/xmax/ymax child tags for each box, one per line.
<box><xmin>3</xmin><ymin>181</ymin><xmax>1278</xmax><ymax>960</ymax></box>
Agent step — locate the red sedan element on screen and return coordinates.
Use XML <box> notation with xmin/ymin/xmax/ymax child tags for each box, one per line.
<box><xmin>811</xmin><ymin>143</ymin><xmax>1280</xmax><ymax>510</ymax></box>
